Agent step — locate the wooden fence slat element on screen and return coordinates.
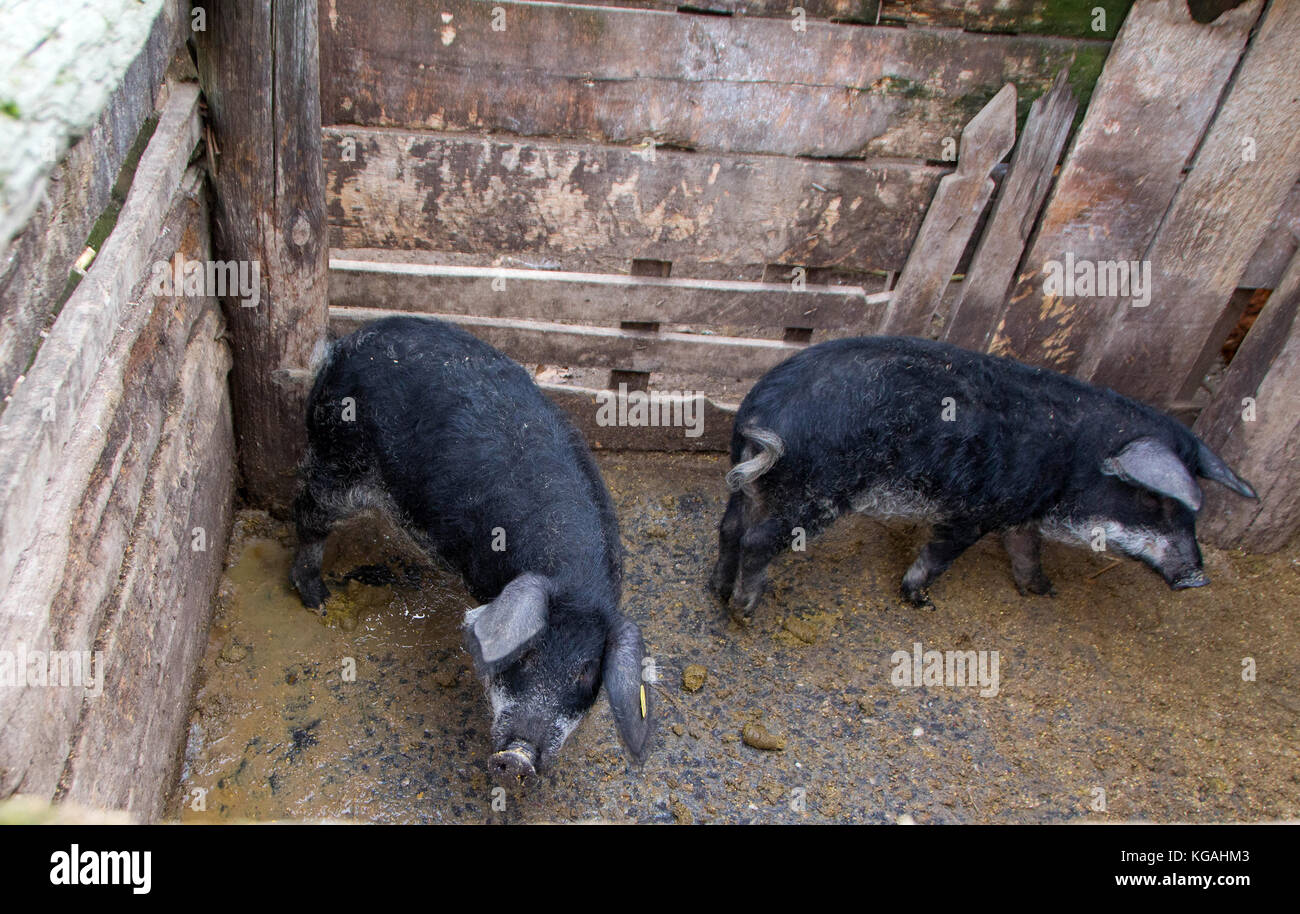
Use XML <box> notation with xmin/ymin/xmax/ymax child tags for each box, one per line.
<box><xmin>330</xmin><ymin>255</ymin><xmax>892</xmax><ymax>333</ymax></box>
<box><xmin>320</xmin><ymin>0</ymin><xmax>1104</xmax><ymax>161</ymax></box>
<box><xmin>196</xmin><ymin>0</ymin><xmax>330</xmax><ymax>511</ymax></box>
<box><xmin>1240</xmin><ymin>179</ymin><xmax>1300</xmax><ymax>289</ymax></box>
<box><xmin>0</xmin><ymin>84</ymin><xmax>201</xmax><ymax>604</ymax></box>
<box><xmin>879</xmin><ymin>0</ymin><xmax>1131</xmax><ymax>37</ymax></box>
<box><xmin>1085</xmin><ymin>0</ymin><xmax>1300</xmax><ymax>405</ymax></box>
<box><xmin>989</xmin><ymin>0</ymin><xmax>1263</xmax><ymax>374</ymax></box>
<box><xmin>880</xmin><ymin>84</ymin><xmax>1017</xmax><ymax>337</ymax></box>
<box><xmin>1194</xmin><ymin>249</ymin><xmax>1300</xmax><ymax>552</ymax></box>
<box><xmin>329</xmin><ymin>306</ymin><xmax>804</xmax><ymax>380</ymax></box>
<box><xmin>539</xmin><ymin>382</ymin><xmax>736</xmax><ymax>451</ymax></box>
<box><xmin>324</xmin><ymin>127</ymin><xmax>946</xmax><ymax>274</ymax></box>
<box><xmin>548</xmin><ymin>1</ymin><xmax>880</xmax><ymax>21</ymax></box>
<box><xmin>944</xmin><ymin>70</ymin><xmax>1075</xmax><ymax>351</ymax></box>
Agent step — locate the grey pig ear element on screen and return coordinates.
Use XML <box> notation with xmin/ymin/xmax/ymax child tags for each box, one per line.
<box><xmin>603</xmin><ymin>618</ymin><xmax>653</xmax><ymax>765</ymax></box>
<box><xmin>463</xmin><ymin>573</ymin><xmax>551</xmax><ymax>673</ymax></box>
<box><xmin>1100</xmin><ymin>436</ymin><xmax>1203</xmax><ymax>512</ymax></box>
<box><xmin>1195</xmin><ymin>439</ymin><xmax>1259</xmax><ymax>500</ymax></box>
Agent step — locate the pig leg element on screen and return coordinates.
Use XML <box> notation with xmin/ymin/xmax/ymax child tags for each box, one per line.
<box><xmin>900</xmin><ymin>523</ymin><xmax>985</xmax><ymax>608</ymax></box>
<box><xmin>709</xmin><ymin>491</ymin><xmax>747</xmax><ymax>603</ymax></box>
<box><xmin>1001</xmin><ymin>524</ymin><xmax>1055</xmax><ymax>596</ymax></box>
<box><xmin>734</xmin><ymin>515</ymin><xmax>794</xmax><ymax>615</ymax></box>
<box><xmin>290</xmin><ymin>453</ymin><xmax>355</xmax><ymax>610</ymax></box>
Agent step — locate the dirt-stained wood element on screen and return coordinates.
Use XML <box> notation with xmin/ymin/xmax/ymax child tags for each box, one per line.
<box><xmin>1240</xmin><ymin>180</ymin><xmax>1300</xmax><ymax>289</ymax></box>
<box><xmin>319</xmin><ymin>0</ymin><xmax>1104</xmax><ymax>161</ymax></box>
<box><xmin>944</xmin><ymin>70</ymin><xmax>1076</xmax><ymax>351</ymax></box>
<box><xmin>0</xmin><ymin>85</ymin><xmax>201</xmax><ymax>606</ymax></box>
<box><xmin>880</xmin><ymin>84</ymin><xmax>1017</xmax><ymax>337</ymax></box>
<box><xmin>0</xmin><ymin>1</ymin><xmax>188</xmax><ymax>407</ymax></box>
<box><xmin>989</xmin><ymin>0</ymin><xmax>1263</xmax><ymax>374</ymax></box>
<box><xmin>555</xmin><ymin>1</ymin><xmax>880</xmax><ymax>21</ymax></box>
<box><xmin>331</xmin><ymin>306</ymin><xmax>805</xmax><ymax>381</ymax></box>
<box><xmin>330</xmin><ymin>253</ymin><xmax>892</xmax><ymax>334</ymax></box>
<box><xmin>0</xmin><ymin>167</ymin><xmax>234</xmax><ymax>817</ymax></box>
<box><xmin>196</xmin><ymin>0</ymin><xmax>330</xmax><ymax>512</ymax></box>
<box><xmin>1085</xmin><ymin>0</ymin><xmax>1300</xmax><ymax>405</ymax></box>
<box><xmin>324</xmin><ymin>127</ymin><xmax>945</xmax><ymax>274</ymax></box>
<box><xmin>1195</xmin><ymin>250</ymin><xmax>1300</xmax><ymax>552</ymax></box>
<box><xmin>879</xmin><ymin>0</ymin><xmax>1132</xmax><ymax>37</ymax></box>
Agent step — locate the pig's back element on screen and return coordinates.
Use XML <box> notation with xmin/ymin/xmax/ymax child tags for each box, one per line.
<box><xmin>308</xmin><ymin>317</ymin><xmax>622</xmax><ymax>604</ymax></box>
<box><xmin>735</xmin><ymin>336</ymin><xmax>1165</xmax><ymax>522</ymax></box>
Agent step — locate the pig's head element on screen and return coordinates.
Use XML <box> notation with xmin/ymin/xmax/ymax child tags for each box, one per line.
<box><xmin>462</xmin><ymin>573</ymin><xmax>653</xmax><ymax>779</ymax></box>
<box><xmin>1054</xmin><ymin>435</ymin><xmax>1257</xmax><ymax>589</ymax></box>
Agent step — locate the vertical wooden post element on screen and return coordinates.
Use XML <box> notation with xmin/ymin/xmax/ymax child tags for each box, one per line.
<box><xmin>195</xmin><ymin>0</ymin><xmax>328</xmax><ymax>511</ymax></box>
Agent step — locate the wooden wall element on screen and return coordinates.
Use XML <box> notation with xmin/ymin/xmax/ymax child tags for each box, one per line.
<box><xmin>0</xmin><ymin>34</ymin><xmax>237</xmax><ymax>819</ymax></box>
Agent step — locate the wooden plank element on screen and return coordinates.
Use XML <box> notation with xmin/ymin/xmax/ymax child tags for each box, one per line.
<box><xmin>879</xmin><ymin>1</ymin><xmax>1132</xmax><ymax>38</ymax></box>
<box><xmin>330</xmin><ymin>305</ymin><xmax>805</xmax><ymax>380</ymax></box>
<box><xmin>0</xmin><ymin>0</ymin><xmax>176</xmax><ymax>259</ymax></box>
<box><xmin>319</xmin><ymin>0</ymin><xmax>1104</xmax><ymax>160</ymax></box>
<box><xmin>1239</xmin><ymin>179</ymin><xmax>1300</xmax><ymax>289</ymax></box>
<box><xmin>989</xmin><ymin>0</ymin><xmax>1263</xmax><ymax>373</ymax></box>
<box><xmin>1194</xmin><ymin>250</ymin><xmax>1300</xmax><ymax>552</ymax></box>
<box><xmin>61</xmin><ymin>308</ymin><xmax>234</xmax><ymax>819</ymax></box>
<box><xmin>325</xmin><ymin>128</ymin><xmax>944</xmax><ymax>274</ymax></box>
<box><xmin>0</xmin><ymin>85</ymin><xmax>201</xmax><ymax>605</ymax></box>
<box><xmin>540</xmin><ymin>382</ymin><xmax>736</xmax><ymax>451</ymax></box>
<box><xmin>944</xmin><ymin>69</ymin><xmax>1076</xmax><ymax>350</ymax></box>
<box><xmin>552</xmin><ymin>1</ymin><xmax>880</xmax><ymax>21</ymax></box>
<box><xmin>0</xmin><ymin>169</ymin><xmax>232</xmax><ymax>810</ymax></box>
<box><xmin>880</xmin><ymin>84</ymin><xmax>1017</xmax><ymax>337</ymax></box>
<box><xmin>196</xmin><ymin>0</ymin><xmax>330</xmax><ymax>511</ymax></box>
<box><xmin>329</xmin><ymin>254</ymin><xmax>892</xmax><ymax>333</ymax></box>
<box><xmin>0</xmin><ymin>0</ymin><xmax>188</xmax><ymax>406</ymax></box>
<box><xmin>1086</xmin><ymin>0</ymin><xmax>1300</xmax><ymax>404</ymax></box>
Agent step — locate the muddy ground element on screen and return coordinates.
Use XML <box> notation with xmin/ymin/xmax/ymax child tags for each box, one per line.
<box><xmin>174</xmin><ymin>452</ymin><xmax>1300</xmax><ymax>824</ymax></box>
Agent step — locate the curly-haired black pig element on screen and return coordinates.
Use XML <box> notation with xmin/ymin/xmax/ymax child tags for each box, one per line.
<box><xmin>710</xmin><ymin>336</ymin><xmax>1257</xmax><ymax>613</ymax></box>
<box><xmin>290</xmin><ymin>316</ymin><xmax>653</xmax><ymax>778</ymax></box>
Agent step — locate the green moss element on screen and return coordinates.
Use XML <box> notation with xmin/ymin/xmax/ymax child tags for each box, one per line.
<box><xmin>1031</xmin><ymin>0</ymin><xmax>1133</xmax><ymax>40</ymax></box>
<box><xmin>0</xmin><ymin>100</ymin><xmax>20</xmax><ymax>119</ymax></box>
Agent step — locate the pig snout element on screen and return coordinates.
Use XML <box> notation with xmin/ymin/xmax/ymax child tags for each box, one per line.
<box><xmin>489</xmin><ymin>740</ymin><xmax>538</xmax><ymax>780</ymax></box>
<box><xmin>1171</xmin><ymin>568</ymin><xmax>1210</xmax><ymax>590</ymax></box>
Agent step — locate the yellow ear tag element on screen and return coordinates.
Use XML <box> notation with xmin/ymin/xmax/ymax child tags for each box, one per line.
<box><xmin>639</xmin><ymin>684</ymin><xmax>647</xmax><ymax>719</ymax></box>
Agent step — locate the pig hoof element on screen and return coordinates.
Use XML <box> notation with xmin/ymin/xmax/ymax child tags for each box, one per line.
<box><xmin>292</xmin><ymin>573</ymin><xmax>329</xmax><ymax>609</ymax></box>
<box><xmin>900</xmin><ymin>586</ymin><xmax>935</xmax><ymax>609</ymax></box>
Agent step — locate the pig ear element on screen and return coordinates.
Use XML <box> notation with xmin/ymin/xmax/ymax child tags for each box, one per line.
<box><xmin>1100</xmin><ymin>436</ymin><xmax>1203</xmax><ymax>512</ymax></box>
<box><xmin>463</xmin><ymin>573</ymin><xmax>551</xmax><ymax>673</ymax></box>
<box><xmin>603</xmin><ymin>617</ymin><xmax>653</xmax><ymax>765</ymax></box>
<box><xmin>1194</xmin><ymin>439</ymin><xmax>1259</xmax><ymax>500</ymax></box>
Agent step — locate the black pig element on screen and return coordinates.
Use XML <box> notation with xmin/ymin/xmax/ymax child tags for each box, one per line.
<box><xmin>291</xmin><ymin>316</ymin><xmax>653</xmax><ymax>777</ymax></box>
<box><xmin>710</xmin><ymin>336</ymin><xmax>1257</xmax><ymax>612</ymax></box>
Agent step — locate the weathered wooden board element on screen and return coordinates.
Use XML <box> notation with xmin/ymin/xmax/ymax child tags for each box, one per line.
<box><xmin>540</xmin><ymin>382</ymin><xmax>736</xmax><ymax>451</ymax></box>
<box><xmin>1239</xmin><ymin>179</ymin><xmax>1300</xmax><ymax>289</ymax></box>
<box><xmin>943</xmin><ymin>70</ymin><xmax>1075</xmax><ymax>350</ymax></box>
<box><xmin>330</xmin><ymin>253</ymin><xmax>892</xmax><ymax>333</ymax></box>
<box><xmin>0</xmin><ymin>84</ymin><xmax>201</xmax><ymax>606</ymax></box>
<box><xmin>324</xmin><ymin>128</ymin><xmax>944</xmax><ymax>274</ymax></box>
<box><xmin>319</xmin><ymin>0</ymin><xmax>1105</xmax><ymax>160</ymax></box>
<box><xmin>880</xmin><ymin>84</ymin><xmax>1017</xmax><ymax>337</ymax></box>
<box><xmin>879</xmin><ymin>0</ymin><xmax>1132</xmax><ymax>37</ymax></box>
<box><xmin>196</xmin><ymin>0</ymin><xmax>330</xmax><ymax>511</ymax></box>
<box><xmin>1194</xmin><ymin>250</ymin><xmax>1300</xmax><ymax>552</ymax></box>
<box><xmin>989</xmin><ymin>0</ymin><xmax>1263</xmax><ymax>374</ymax></box>
<box><xmin>61</xmin><ymin>308</ymin><xmax>234</xmax><ymax>818</ymax></box>
<box><xmin>0</xmin><ymin>0</ymin><xmax>188</xmax><ymax>406</ymax></box>
<box><xmin>0</xmin><ymin>0</ymin><xmax>178</xmax><ymax>259</ymax></box>
<box><xmin>1086</xmin><ymin>0</ymin><xmax>1300</xmax><ymax>404</ymax></box>
<box><xmin>0</xmin><ymin>168</ymin><xmax>234</xmax><ymax>815</ymax></box>
<box><xmin>331</xmin><ymin>306</ymin><xmax>805</xmax><ymax>380</ymax></box>
<box><xmin>551</xmin><ymin>1</ymin><xmax>879</xmax><ymax>21</ymax></box>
